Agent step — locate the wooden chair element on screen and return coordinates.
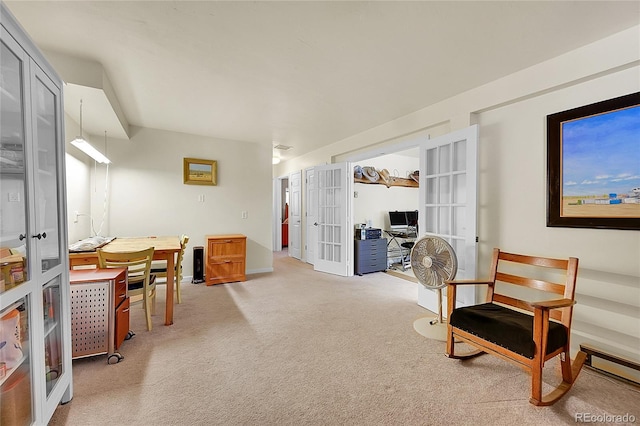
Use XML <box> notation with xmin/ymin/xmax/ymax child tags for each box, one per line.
<box><xmin>151</xmin><ymin>235</ymin><xmax>189</xmax><ymax>303</ymax></box>
<box><xmin>98</xmin><ymin>247</ymin><xmax>156</xmax><ymax>331</ymax></box>
<box><xmin>445</xmin><ymin>248</ymin><xmax>587</xmax><ymax>406</ymax></box>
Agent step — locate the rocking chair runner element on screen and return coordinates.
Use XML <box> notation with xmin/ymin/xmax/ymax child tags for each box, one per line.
<box><xmin>445</xmin><ymin>248</ymin><xmax>587</xmax><ymax>406</ymax></box>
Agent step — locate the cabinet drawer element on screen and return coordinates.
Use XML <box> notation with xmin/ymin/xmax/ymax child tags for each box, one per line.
<box><xmin>355</xmin><ymin>239</ymin><xmax>387</xmax><ymax>252</ymax></box>
<box><xmin>207</xmin><ymin>238</ymin><xmax>246</xmax><ymax>259</ymax></box>
<box><xmin>114</xmin><ymin>297</ymin><xmax>130</xmax><ymax>350</ymax></box>
<box><xmin>114</xmin><ymin>272</ymin><xmax>127</xmax><ymax>309</ymax></box>
<box><xmin>206</xmin><ymin>260</ymin><xmax>245</xmax><ymax>285</ymax></box>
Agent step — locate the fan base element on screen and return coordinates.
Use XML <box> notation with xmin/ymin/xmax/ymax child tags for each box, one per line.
<box><xmin>413</xmin><ymin>317</ymin><xmax>448</xmax><ymax>342</ymax></box>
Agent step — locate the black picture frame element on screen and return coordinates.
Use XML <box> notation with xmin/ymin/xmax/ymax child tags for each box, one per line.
<box><xmin>547</xmin><ymin>92</ymin><xmax>640</xmax><ymax>231</ymax></box>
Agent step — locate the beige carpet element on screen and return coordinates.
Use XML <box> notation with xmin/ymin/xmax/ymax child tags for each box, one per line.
<box><xmin>50</xmin><ymin>252</ymin><xmax>639</xmax><ymax>425</ymax></box>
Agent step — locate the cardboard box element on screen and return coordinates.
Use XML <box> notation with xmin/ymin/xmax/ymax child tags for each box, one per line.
<box><xmin>0</xmin><ymin>364</ymin><xmax>32</xmax><ymax>426</ymax></box>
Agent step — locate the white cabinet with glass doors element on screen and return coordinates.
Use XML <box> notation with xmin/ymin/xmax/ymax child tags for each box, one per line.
<box><xmin>1</xmin><ymin>4</ymin><xmax>72</xmax><ymax>425</ymax></box>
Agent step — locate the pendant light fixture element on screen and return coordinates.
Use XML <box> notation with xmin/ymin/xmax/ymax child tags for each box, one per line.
<box><xmin>70</xmin><ymin>99</ymin><xmax>111</xmax><ymax>164</ymax></box>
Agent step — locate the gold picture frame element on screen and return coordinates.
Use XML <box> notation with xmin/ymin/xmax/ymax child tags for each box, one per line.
<box><xmin>183</xmin><ymin>158</ymin><xmax>217</xmax><ymax>186</ymax></box>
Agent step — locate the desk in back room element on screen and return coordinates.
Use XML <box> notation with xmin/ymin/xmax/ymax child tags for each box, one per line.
<box><xmin>69</xmin><ymin>236</ymin><xmax>181</xmax><ymax>326</ymax></box>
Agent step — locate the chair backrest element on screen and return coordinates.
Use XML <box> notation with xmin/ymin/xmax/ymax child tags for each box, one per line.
<box><xmin>176</xmin><ymin>235</ymin><xmax>189</xmax><ymax>284</ymax></box>
<box><xmin>97</xmin><ymin>247</ymin><xmax>155</xmax><ymax>290</ymax></box>
<box><xmin>485</xmin><ymin>248</ymin><xmax>579</xmax><ymax>328</ymax></box>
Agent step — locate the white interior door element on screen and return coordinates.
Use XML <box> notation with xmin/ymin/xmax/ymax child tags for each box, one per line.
<box><xmin>304</xmin><ymin>167</ymin><xmax>317</xmax><ymax>265</ymax></box>
<box><xmin>314</xmin><ymin>162</ymin><xmax>351</xmax><ymax>276</ymax></box>
<box><xmin>288</xmin><ymin>171</ymin><xmax>302</xmax><ymax>259</ymax></box>
<box><xmin>418</xmin><ymin>125</ymin><xmax>478</xmax><ymax>313</ymax></box>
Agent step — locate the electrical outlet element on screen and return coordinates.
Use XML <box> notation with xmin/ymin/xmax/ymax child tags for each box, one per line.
<box><xmin>198</xmin><ymin>194</ymin><xmax>205</xmax><ymax>202</ymax></box>
<box><xmin>241</xmin><ymin>211</ymin><xmax>248</xmax><ymax>219</ymax></box>
<box><xmin>8</xmin><ymin>192</ymin><xmax>20</xmax><ymax>202</ymax></box>
<box><xmin>74</xmin><ymin>211</ymin><xmax>79</xmax><ymax>223</ymax></box>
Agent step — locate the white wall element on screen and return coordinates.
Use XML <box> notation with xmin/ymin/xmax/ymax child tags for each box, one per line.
<box><xmin>353</xmin><ymin>153</ymin><xmax>419</xmax><ymax>230</ymax></box>
<box><xmin>65</xmin><ymin>125</ymin><xmax>273</xmax><ymax>276</ymax></box>
<box><xmin>64</xmin><ymin>113</ymin><xmax>92</xmax><ymax>244</ymax></box>
<box><xmin>275</xmin><ymin>26</ymin><xmax>640</xmax><ymax>360</ymax></box>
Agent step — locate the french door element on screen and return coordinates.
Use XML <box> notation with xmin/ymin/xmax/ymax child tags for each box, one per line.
<box><xmin>313</xmin><ymin>162</ymin><xmax>351</xmax><ymax>276</ymax></box>
<box><xmin>418</xmin><ymin>125</ymin><xmax>478</xmax><ymax>311</ymax></box>
<box><xmin>304</xmin><ymin>167</ymin><xmax>317</xmax><ymax>265</ymax></box>
<box><xmin>288</xmin><ymin>171</ymin><xmax>302</xmax><ymax>259</ymax></box>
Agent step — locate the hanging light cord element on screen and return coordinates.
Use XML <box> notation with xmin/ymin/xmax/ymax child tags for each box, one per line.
<box><xmin>94</xmin><ymin>130</ymin><xmax>109</xmax><ymax>236</ymax></box>
<box><xmin>79</xmin><ymin>99</ymin><xmax>83</xmax><ymax>139</ymax></box>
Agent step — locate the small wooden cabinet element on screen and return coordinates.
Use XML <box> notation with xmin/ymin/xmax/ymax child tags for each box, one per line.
<box><xmin>205</xmin><ymin>234</ymin><xmax>247</xmax><ymax>285</ymax></box>
<box><xmin>69</xmin><ymin>268</ymin><xmax>129</xmax><ymax>362</ymax></box>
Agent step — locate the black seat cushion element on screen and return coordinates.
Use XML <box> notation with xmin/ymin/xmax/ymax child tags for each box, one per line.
<box><xmin>449</xmin><ymin>302</ymin><xmax>568</xmax><ymax>359</ymax></box>
<box><xmin>128</xmin><ymin>274</ymin><xmax>156</xmax><ymax>291</ymax></box>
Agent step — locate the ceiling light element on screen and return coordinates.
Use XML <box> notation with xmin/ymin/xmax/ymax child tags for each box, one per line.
<box><xmin>272</xmin><ymin>156</ymin><xmax>281</xmax><ymax>165</ymax></box>
<box><xmin>273</xmin><ymin>144</ymin><xmax>292</xmax><ymax>151</ymax></box>
<box><xmin>71</xmin><ymin>138</ymin><xmax>111</xmax><ymax>164</ymax></box>
<box><xmin>71</xmin><ymin>99</ymin><xmax>111</xmax><ymax>164</ymax></box>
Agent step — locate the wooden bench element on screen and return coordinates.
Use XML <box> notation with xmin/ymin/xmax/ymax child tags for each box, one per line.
<box><xmin>445</xmin><ymin>248</ymin><xmax>587</xmax><ymax>406</ymax></box>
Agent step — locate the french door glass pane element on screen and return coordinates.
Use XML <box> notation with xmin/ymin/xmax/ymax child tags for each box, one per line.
<box><xmin>453</xmin><ymin>174</ymin><xmax>466</xmax><ymax>204</ymax></box>
<box><xmin>439</xmin><ymin>144</ymin><xmax>451</xmax><ymax>173</ymax></box>
<box><xmin>426</xmin><ymin>178</ymin><xmax>437</xmax><ymax>204</ymax></box>
<box><xmin>438</xmin><ymin>206</ymin><xmax>451</xmax><ymax>235</ymax></box>
<box><xmin>453</xmin><ymin>140</ymin><xmax>466</xmax><ymax>172</ymax></box>
<box><xmin>426</xmin><ymin>148</ymin><xmax>437</xmax><ymax>174</ymax></box>
<box><xmin>333</xmin><ymin>245</ymin><xmax>341</xmax><ymax>262</ymax></box>
<box><xmin>453</xmin><ymin>206</ymin><xmax>466</xmax><ymax>236</ymax></box>
<box><xmin>425</xmin><ymin>207</ymin><xmax>437</xmax><ymax>233</ymax></box>
<box><xmin>438</xmin><ymin>176</ymin><xmax>450</xmax><ymax>203</ymax></box>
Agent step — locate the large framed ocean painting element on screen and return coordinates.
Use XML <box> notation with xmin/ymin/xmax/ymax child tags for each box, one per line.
<box><xmin>547</xmin><ymin>92</ymin><xmax>640</xmax><ymax>230</ymax></box>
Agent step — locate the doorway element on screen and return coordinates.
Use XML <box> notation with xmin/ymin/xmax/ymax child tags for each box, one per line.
<box><xmin>351</xmin><ymin>148</ymin><xmax>420</xmax><ymax>278</ymax></box>
<box><xmin>273</xmin><ymin>175</ymin><xmax>289</xmax><ymax>252</ymax></box>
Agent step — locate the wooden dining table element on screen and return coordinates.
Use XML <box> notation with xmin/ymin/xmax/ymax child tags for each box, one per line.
<box><xmin>69</xmin><ymin>236</ymin><xmax>181</xmax><ymax>326</ymax></box>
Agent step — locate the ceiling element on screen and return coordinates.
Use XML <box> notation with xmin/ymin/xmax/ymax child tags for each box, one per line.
<box><xmin>5</xmin><ymin>1</ymin><xmax>639</xmax><ymax>161</ymax></box>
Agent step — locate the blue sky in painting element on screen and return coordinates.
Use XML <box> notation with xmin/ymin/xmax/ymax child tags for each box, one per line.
<box><xmin>562</xmin><ymin>105</ymin><xmax>640</xmax><ymax>197</ymax></box>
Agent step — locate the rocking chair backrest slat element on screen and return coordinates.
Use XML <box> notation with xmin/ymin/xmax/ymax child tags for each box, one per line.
<box><xmin>488</xmin><ymin>249</ymin><xmax>579</xmax><ymax>327</ymax></box>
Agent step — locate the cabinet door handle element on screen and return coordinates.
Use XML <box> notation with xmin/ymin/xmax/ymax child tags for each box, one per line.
<box><xmin>122</xmin><ymin>308</ymin><xmax>130</xmax><ymax>313</ymax></box>
<box><xmin>32</xmin><ymin>232</ymin><xmax>46</xmax><ymax>240</ymax></box>
<box><xmin>225</xmin><ymin>240</ymin><xmax>233</xmax><ymax>243</ymax></box>
<box><xmin>118</xmin><ymin>294</ymin><xmax>126</xmax><ymax>299</ymax></box>
<box><xmin>19</xmin><ymin>233</ymin><xmax>26</xmax><ymax>241</ymax></box>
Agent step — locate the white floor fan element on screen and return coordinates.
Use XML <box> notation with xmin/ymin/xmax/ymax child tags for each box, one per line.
<box><xmin>410</xmin><ymin>235</ymin><xmax>458</xmax><ymax>341</ymax></box>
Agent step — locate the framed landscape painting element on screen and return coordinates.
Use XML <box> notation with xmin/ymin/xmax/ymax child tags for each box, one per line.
<box><xmin>547</xmin><ymin>92</ymin><xmax>640</xmax><ymax>230</ymax></box>
<box><xmin>183</xmin><ymin>157</ymin><xmax>217</xmax><ymax>186</ymax></box>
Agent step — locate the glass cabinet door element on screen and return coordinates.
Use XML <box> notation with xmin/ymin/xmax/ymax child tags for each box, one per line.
<box><xmin>0</xmin><ymin>36</ymin><xmax>30</xmax><ymax>293</ymax></box>
<box><xmin>0</xmin><ymin>298</ymin><xmax>32</xmax><ymax>425</ymax></box>
<box><xmin>42</xmin><ymin>277</ymin><xmax>63</xmax><ymax>396</ymax></box>
<box><xmin>32</xmin><ymin>71</ymin><xmax>61</xmax><ymax>273</ymax></box>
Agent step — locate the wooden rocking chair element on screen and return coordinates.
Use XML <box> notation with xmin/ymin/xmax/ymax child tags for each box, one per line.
<box><xmin>445</xmin><ymin>248</ymin><xmax>587</xmax><ymax>406</ymax></box>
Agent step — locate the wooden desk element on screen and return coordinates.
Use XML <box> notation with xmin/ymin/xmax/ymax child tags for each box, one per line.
<box><xmin>69</xmin><ymin>236</ymin><xmax>181</xmax><ymax>326</ymax></box>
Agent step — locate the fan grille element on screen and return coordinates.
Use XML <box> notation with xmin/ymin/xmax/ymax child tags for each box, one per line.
<box><xmin>410</xmin><ymin>236</ymin><xmax>457</xmax><ymax>289</ymax></box>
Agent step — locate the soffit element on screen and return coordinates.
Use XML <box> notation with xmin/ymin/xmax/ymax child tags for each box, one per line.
<box><xmin>5</xmin><ymin>1</ymin><xmax>639</xmax><ymax>160</ymax></box>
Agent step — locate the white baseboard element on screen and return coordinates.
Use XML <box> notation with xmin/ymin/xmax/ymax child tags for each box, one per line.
<box><xmin>182</xmin><ymin>268</ymin><xmax>274</xmax><ymax>284</ymax></box>
<box><xmin>247</xmin><ymin>267</ymin><xmax>274</xmax><ymax>275</ymax></box>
